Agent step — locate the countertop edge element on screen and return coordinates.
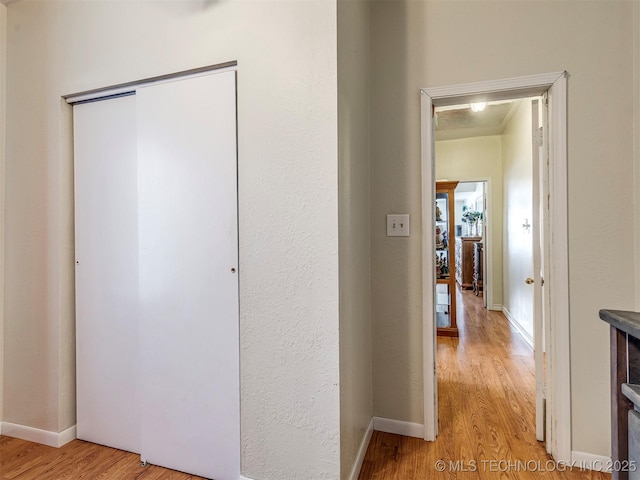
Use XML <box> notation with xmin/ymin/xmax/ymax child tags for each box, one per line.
<box><xmin>600</xmin><ymin>309</ymin><xmax>640</xmax><ymax>339</ymax></box>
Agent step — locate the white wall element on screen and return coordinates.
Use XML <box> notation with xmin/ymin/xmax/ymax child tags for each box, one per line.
<box><xmin>338</xmin><ymin>0</ymin><xmax>373</xmax><ymax>478</ymax></box>
<box><xmin>436</xmin><ymin>136</ymin><xmax>504</xmax><ymax>309</ymax></box>
<box><xmin>454</xmin><ymin>183</ymin><xmax>484</xmax><ymax>233</ymax></box>
<box><xmin>634</xmin><ymin>2</ymin><xmax>640</xmax><ymax>310</ymax></box>
<box><xmin>454</xmin><ymin>198</ymin><xmax>465</xmax><ymax>228</ymax></box>
<box><xmin>0</xmin><ymin>3</ymin><xmax>6</xmax><ymax>425</ymax></box>
<box><xmin>4</xmin><ymin>2</ymin><xmax>339</xmax><ymax>479</ymax></box>
<box><xmin>371</xmin><ymin>0</ymin><xmax>635</xmax><ymax>457</ymax></box>
<box><xmin>502</xmin><ymin>100</ymin><xmax>534</xmax><ymax>339</ymax></box>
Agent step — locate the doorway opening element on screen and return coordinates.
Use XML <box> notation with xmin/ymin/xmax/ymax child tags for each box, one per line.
<box><xmin>434</xmin><ymin>94</ymin><xmax>542</xmax><ymax>445</ymax></box>
<box><xmin>420</xmin><ymin>72</ymin><xmax>571</xmax><ymax>464</ymax></box>
<box><xmin>454</xmin><ymin>180</ymin><xmax>487</xmax><ymax>307</ymax></box>
<box><xmin>434</xmin><ymin>180</ymin><xmax>488</xmax><ymax>336</ymax></box>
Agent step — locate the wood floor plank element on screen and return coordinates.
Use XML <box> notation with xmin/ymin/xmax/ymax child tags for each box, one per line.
<box><xmin>0</xmin><ymin>438</ymin><xmax>206</xmax><ymax>479</ymax></box>
<box><xmin>359</xmin><ymin>289</ymin><xmax>611</xmax><ymax>480</ymax></box>
<box><xmin>0</xmin><ymin>289</ymin><xmax>612</xmax><ymax>480</ymax></box>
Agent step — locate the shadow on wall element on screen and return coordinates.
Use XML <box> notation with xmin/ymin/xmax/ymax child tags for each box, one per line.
<box><xmin>372</xmin><ymin>0</ymin><xmax>429</xmax><ymax>426</ymax></box>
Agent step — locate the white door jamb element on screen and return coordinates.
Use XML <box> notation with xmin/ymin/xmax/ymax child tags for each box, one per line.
<box><xmin>420</xmin><ymin>71</ymin><xmax>570</xmax><ymax>463</ymax></box>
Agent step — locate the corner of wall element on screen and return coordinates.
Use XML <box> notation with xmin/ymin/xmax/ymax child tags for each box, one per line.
<box><xmin>0</xmin><ymin>2</ymin><xmax>7</xmax><ymax>425</ymax></box>
<box><xmin>337</xmin><ymin>0</ymin><xmax>373</xmax><ymax>478</ymax></box>
<box><xmin>58</xmin><ymin>98</ymin><xmax>76</xmax><ymax>431</ymax></box>
<box><xmin>633</xmin><ymin>0</ymin><xmax>640</xmax><ymax>310</ymax></box>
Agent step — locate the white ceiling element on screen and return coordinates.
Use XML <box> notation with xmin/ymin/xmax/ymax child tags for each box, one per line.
<box><xmin>454</xmin><ymin>181</ymin><xmax>483</xmax><ymax>204</ymax></box>
<box><xmin>435</xmin><ymin>100</ymin><xmax>521</xmax><ymax>141</ymax></box>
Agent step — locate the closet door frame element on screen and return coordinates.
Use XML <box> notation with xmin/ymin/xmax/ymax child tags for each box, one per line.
<box><xmin>69</xmin><ymin>64</ymin><xmax>240</xmax><ymax>480</ymax></box>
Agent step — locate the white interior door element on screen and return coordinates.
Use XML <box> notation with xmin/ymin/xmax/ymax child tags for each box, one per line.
<box><xmin>420</xmin><ymin>92</ymin><xmax>438</xmax><ymax>440</ymax></box>
<box><xmin>531</xmin><ymin>98</ymin><xmax>546</xmax><ymax>442</ymax></box>
<box><xmin>137</xmin><ymin>71</ymin><xmax>240</xmax><ymax>480</ymax></box>
<box><xmin>481</xmin><ymin>183</ymin><xmax>488</xmax><ymax>308</ymax></box>
<box><xmin>74</xmin><ymin>95</ymin><xmax>140</xmax><ymax>454</ymax></box>
<box><xmin>540</xmin><ymin>90</ymin><xmax>554</xmax><ymax>454</ymax></box>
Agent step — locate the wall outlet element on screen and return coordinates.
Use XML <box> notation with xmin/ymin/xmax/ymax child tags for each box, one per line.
<box><xmin>387</xmin><ymin>214</ymin><xmax>410</xmax><ymax>237</ymax></box>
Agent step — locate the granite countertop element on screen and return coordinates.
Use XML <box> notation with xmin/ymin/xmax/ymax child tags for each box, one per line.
<box><xmin>600</xmin><ymin>309</ymin><xmax>640</xmax><ymax>339</ymax></box>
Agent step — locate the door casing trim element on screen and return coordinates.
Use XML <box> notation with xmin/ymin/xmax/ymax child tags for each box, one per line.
<box><xmin>420</xmin><ymin>71</ymin><xmax>570</xmax><ymax>462</ymax></box>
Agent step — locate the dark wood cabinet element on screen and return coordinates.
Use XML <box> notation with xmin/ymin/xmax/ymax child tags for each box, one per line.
<box><xmin>600</xmin><ymin>309</ymin><xmax>640</xmax><ymax>480</ymax></box>
<box><xmin>455</xmin><ymin>236</ymin><xmax>481</xmax><ymax>289</ymax></box>
<box><xmin>436</xmin><ymin>181</ymin><xmax>458</xmax><ymax>337</ymax></box>
<box><xmin>473</xmin><ymin>242</ymin><xmax>483</xmax><ymax>296</ymax></box>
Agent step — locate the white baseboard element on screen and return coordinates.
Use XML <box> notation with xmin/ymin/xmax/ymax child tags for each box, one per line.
<box><xmin>349</xmin><ymin>418</ymin><xmax>374</xmax><ymax>480</ymax></box>
<box><xmin>489</xmin><ymin>304</ymin><xmax>503</xmax><ymax>311</ymax></box>
<box><xmin>502</xmin><ymin>306</ymin><xmax>534</xmax><ymax>349</ymax></box>
<box><xmin>373</xmin><ymin>417</ymin><xmax>423</xmax><ymax>438</ymax></box>
<box><xmin>58</xmin><ymin>425</ymin><xmax>77</xmax><ymax>447</ymax></box>
<box><xmin>1</xmin><ymin>422</ymin><xmax>76</xmax><ymax>448</ymax></box>
<box><xmin>241</xmin><ymin>419</ymin><xmax>374</xmax><ymax>480</ymax></box>
<box><xmin>570</xmin><ymin>451</ymin><xmax>612</xmax><ymax>472</ymax></box>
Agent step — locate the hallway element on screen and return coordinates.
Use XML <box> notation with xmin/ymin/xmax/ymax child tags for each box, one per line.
<box><xmin>359</xmin><ymin>290</ymin><xmax>610</xmax><ymax>479</ymax></box>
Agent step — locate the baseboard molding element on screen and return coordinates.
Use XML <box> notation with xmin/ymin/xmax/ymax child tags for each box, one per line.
<box><xmin>241</xmin><ymin>418</ymin><xmax>374</xmax><ymax>480</ymax></box>
<box><xmin>1</xmin><ymin>422</ymin><xmax>77</xmax><ymax>448</ymax></box>
<box><xmin>488</xmin><ymin>304</ymin><xmax>503</xmax><ymax>312</ymax></box>
<box><xmin>373</xmin><ymin>417</ymin><xmax>424</xmax><ymax>438</ymax></box>
<box><xmin>502</xmin><ymin>306</ymin><xmax>534</xmax><ymax>349</ymax></box>
<box><xmin>58</xmin><ymin>425</ymin><xmax>77</xmax><ymax>447</ymax></box>
<box><xmin>570</xmin><ymin>451</ymin><xmax>612</xmax><ymax>472</ymax></box>
<box><xmin>349</xmin><ymin>418</ymin><xmax>374</xmax><ymax>480</ymax></box>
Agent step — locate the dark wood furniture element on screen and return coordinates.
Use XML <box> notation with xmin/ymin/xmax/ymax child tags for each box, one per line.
<box><xmin>600</xmin><ymin>309</ymin><xmax>640</xmax><ymax>480</ymax></box>
<box><xmin>455</xmin><ymin>236</ymin><xmax>481</xmax><ymax>289</ymax></box>
<box><xmin>436</xmin><ymin>181</ymin><xmax>458</xmax><ymax>337</ymax></box>
<box><xmin>473</xmin><ymin>242</ymin><xmax>483</xmax><ymax>296</ymax></box>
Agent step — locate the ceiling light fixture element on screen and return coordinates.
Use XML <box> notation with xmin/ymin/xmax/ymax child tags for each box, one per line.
<box><xmin>470</xmin><ymin>102</ymin><xmax>487</xmax><ymax>112</ymax></box>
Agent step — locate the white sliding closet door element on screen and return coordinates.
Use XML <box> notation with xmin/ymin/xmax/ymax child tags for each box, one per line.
<box><xmin>74</xmin><ymin>69</ymin><xmax>239</xmax><ymax>479</ymax></box>
<box><xmin>74</xmin><ymin>94</ymin><xmax>140</xmax><ymax>454</ymax></box>
<box><xmin>137</xmin><ymin>71</ymin><xmax>239</xmax><ymax>479</ymax></box>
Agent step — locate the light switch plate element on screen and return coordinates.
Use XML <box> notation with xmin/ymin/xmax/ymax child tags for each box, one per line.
<box><xmin>387</xmin><ymin>214</ymin><xmax>410</xmax><ymax>237</ymax></box>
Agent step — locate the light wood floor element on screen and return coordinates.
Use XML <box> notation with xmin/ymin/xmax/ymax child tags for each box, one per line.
<box><xmin>0</xmin><ymin>436</ymin><xmax>206</xmax><ymax>479</ymax></box>
<box><xmin>0</xmin><ymin>289</ymin><xmax>611</xmax><ymax>479</ymax></box>
<box><xmin>359</xmin><ymin>289</ymin><xmax>611</xmax><ymax>480</ymax></box>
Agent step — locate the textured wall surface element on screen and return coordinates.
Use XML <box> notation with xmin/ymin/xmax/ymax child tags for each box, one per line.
<box><xmin>435</xmin><ymin>136</ymin><xmax>504</xmax><ymax>310</ymax></box>
<box><xmin>4</xmin><ymin>2</ymin><xmax>62</xmax><ymax>432</ymax></box>
<box><xmin>0</xmin><ymin>3</ymin><xmax>5</xmax><ymax>425</ymax></box>
<box><xmin>338</xmin><ymin>0</ymin><xmax>373</xmax><ymax>478</ymax></box>
<box><xmin>4</xmin><ymin>2</ymin><xmax>340</xmax><ymax>479</ymax></box>
<box><xmin>370</xmin><ymin>0</ymin><xmax>635</xmax><ymax>456</ymax></box>
<box><xmin>5</xmin><ymin>0</ymin><xmax>639</xmax><ymax>470</ymax></box>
